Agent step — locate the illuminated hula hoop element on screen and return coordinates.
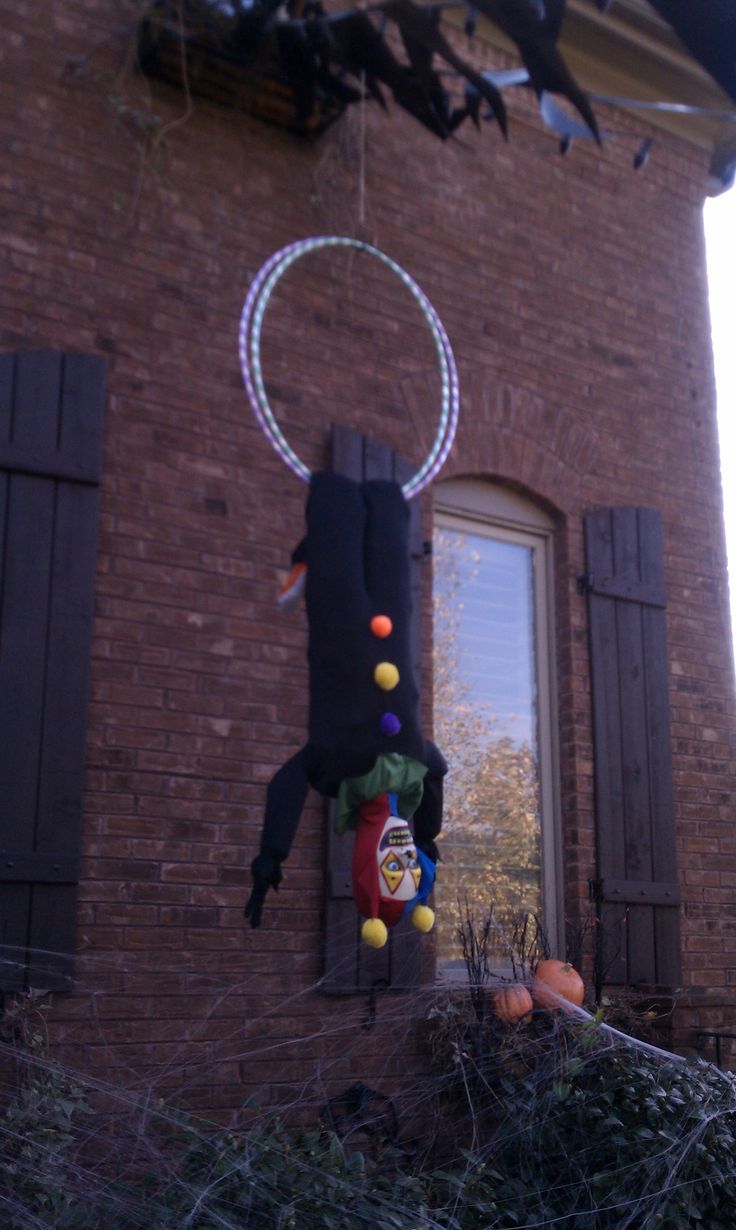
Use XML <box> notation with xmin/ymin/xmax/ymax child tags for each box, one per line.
<box><xmin>239</xmin><ymin>236</ymin><xmax>459</xmax><ymax>499</ymax></box>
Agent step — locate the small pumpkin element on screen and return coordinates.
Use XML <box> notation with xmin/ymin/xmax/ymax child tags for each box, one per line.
<box><xmin>533</xmin><ymin>959</ymin><xmax>584</xmax><ymax>1011</ymax></box>
<box><xmin>493</xmin><ymin>983</ymin><xmax>533</xmax><ymax>1025</ymax></box>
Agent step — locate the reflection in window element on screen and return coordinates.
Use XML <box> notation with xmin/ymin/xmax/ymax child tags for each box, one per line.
<box><xmin>433</xmin><ymin>512</ymin><xmax>552</xmax><ymax>973</ymax></box>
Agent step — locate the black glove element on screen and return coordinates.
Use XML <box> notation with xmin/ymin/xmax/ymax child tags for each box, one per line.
<box><xmin>244</xmin><ymin>851</ymin><xmax>283</xmax><ymax>928</ymax></box>
<box><xmin>415</xmin><ymin>836</ymin><xmax>441</xmax><ymax>866</ymax></box>
<box><xmin>413</xmin><ymin>758</ymin><xmax>444</xmax><ymax>866</ymax></box>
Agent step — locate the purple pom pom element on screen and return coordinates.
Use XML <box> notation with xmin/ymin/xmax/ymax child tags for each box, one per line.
<box><xmin>379</xmin><ymin>712</ymin><xmax>401</xmax><ymax>737</ymax></box>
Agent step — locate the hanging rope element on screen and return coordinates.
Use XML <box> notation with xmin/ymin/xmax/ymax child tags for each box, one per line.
<box><xmin>358</xmin><ymin>69</ymin><xmax>367</xmax><ymax>230</ymax></box>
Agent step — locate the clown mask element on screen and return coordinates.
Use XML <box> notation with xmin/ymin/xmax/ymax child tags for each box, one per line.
<box><xmin>378</xmin><ymin>817</ymin><xmax>421</xmax><ymax>900</ymax></box>
<box><xmin>351</xmin><ymin>793</ymin><xmax>435</xmax><ymax>949</ymax></box>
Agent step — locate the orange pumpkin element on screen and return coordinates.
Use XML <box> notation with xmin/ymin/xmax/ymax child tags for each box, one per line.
<box><xmin>493</xmin><ymin>983</ymin><xmax>533</xmax><ymax>1025</ymax></box>
<box><xmin>533</xmin><ymin>960</ymin><xmax>584</xmax><ymax>1012</ymax></box>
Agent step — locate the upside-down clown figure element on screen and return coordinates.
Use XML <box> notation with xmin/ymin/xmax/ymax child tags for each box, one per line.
<box><xmin>245</xmin><ymin>471</ymin><xmax>446</xmax><ymax>948</ymax></box>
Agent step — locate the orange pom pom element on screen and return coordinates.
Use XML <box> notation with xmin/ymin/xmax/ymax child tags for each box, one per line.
<box><xmin>370</xmin><ymin>615</ymin><xmax>393</xmax><ymax>638</ymax></box>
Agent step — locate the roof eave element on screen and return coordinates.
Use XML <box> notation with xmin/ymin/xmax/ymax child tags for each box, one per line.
<box><xmin>447</xmin><ymin>0</ymin><xmax>736</xmax><ymax>195</ymax></box>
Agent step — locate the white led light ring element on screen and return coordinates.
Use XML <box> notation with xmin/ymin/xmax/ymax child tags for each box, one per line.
<box><xmin>239</xmin><ymin>237</ymin><xmax>459</xmax><ymax>498</ymax></box>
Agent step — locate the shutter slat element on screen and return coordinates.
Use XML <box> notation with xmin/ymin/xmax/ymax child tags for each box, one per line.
<box><xmin>27</xmin><ymin>885</ymin><xmax>76</xmax><ymax>991</ymax></box>
<box><xmin>323</xmin><ymin>900</ymin><xmax>362</xmax><ymax>992</ymax></box>
<box><xmin>364</xmin><ymin>435</ymin><xmax>392</xmax><ymax>480</ymax></box>
<box><xmin>586</xmin><ymin>577</ymin><xmax>666</xmax><ymax>608</ymax></box>
<box><xmin>617</xmin><ymin>591</ymin><xmax>657</xmax><ymax>984</ymax></box>
<box><xmin>332</xmin><ymin>423</ymin><xmax>363</xmax><ymax>477</ymax></box>
<box><xmin>0</xmin><ymin>354</ymin><xmax>14</xmax><ymax>443</ymax></box>
<box><xmin>0</xmin><ymin>854</ymin><xmax>78</xmax><ymax>882</ymax></box>
<box><xmin>36</xmin><ymin>482</ymin><xmax>99</xmax><ymax>853</ymax></box>
<box><xmin>0</xmin><ymin>352</ymin><xmax>104</xmax><ymax>483</ymax></box>
<box><xmin>0</xmin><ymin>886</ymin><xmax>32</xmax><ymax>992</ymax></box>
<box><xmin>326</xmin><ymin>832</ymin><xmax>353</xmax><ymax>899</ymax></box>
<box><xmin>585</xmin><ymin>507</ymin><xmax>681</xmax><ymax>989</ymax></box>
<box><xmin>642</xmin><ymin>536</ymin><xmax>681</xmax><ymax>986</ymax></box>
<box><xmin>58</xmin><ymin>352</ymin><xmax>106</xmax><ymax>479</ymax></box>
<box><xmin>643</xmin><ymin>605</ymin><xmax>677</xmax><ymax>878</ymax></box>
<box><xmin>586</xmin><ymin>511</ymin><xmax>627</xmax><ymax>981</ymax></box>
<box><xmin>0</xmin><ymin>443</ymin><xmax>100</xmax><ymax>484</ymax></box>
<box><xmin>0</xmin><ymin>469</ymin><xmax>6</xmax><ymax>608</ymax></box>
<box><xmin>0</xmin><ymin>475</ymin><xmax>56</xmax><ymax>846</ymax></box>
<box><xmin>597</xmin><ymin>878</ymin><xmax>680</xmax><ymax>905</ymax></box>
<box><xmin>13</xmin><ymin>351</ymin><xmax>63</xmax><ymax>451</ymax></box>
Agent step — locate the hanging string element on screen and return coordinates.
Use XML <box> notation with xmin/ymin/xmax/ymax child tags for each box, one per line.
<box><xmin>358</xmin><ymin>74</ymin><xmax>366</xmax><ymax>231</ymax></box>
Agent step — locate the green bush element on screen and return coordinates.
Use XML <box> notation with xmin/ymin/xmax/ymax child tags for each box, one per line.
<box><xmin>139</xmin><ymin>1110</ymin><xmax>429</xmax><ymax>1230</ymax></box>
<box><xmin>0</xmin><ymin>996</ymin><xmax>96</xmax><ymax>1229</ymax></box>
<box><xmin>425</xmin><ymin>1005</ymin><xmax>736</xmax><ymax>1229</ymax></box>
<box><xmin>3</xmin><ymin>995</ymin><xmax>736</xmax><ymax>1229</ymax></box>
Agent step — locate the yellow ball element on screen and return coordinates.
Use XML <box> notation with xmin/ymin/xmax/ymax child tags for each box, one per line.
<box><xmin>411</xmin><ymin>904</ymin><xmax>435</xmax><ymax>934</ymax></box>
<box><xmin>361</xmin><ymin>918</ymin><xmax>388</xmax><ymax>949</ymax></box>
<box><xmin>374</xmin><ymin>661</ymin><xmax>400</xmax><ymax>691</ymax></box>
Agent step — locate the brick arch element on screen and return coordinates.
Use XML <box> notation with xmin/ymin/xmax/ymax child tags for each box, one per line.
<box><xmin>440</xmin><ymin>369</ymin><xmax>598</xmax><ymax>515</ymax></box>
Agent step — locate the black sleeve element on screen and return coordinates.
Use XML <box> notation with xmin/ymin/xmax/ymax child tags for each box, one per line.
<box><xmin>413</xmin><ymin>741</ymin><xmax>447</xmax><ymax>862</ymax></box>
<box><xmin>245</xmin><ymin>747</ymin><xmax>313</xmax><ymax>928</ymax></box>
<box><xmin>261</xmin><ymin>747</ymin><xmax>312</xmax><ymax>863</ymax></box>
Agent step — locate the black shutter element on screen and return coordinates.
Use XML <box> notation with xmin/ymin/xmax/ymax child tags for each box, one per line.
<box><xmin>321</xmin><ymin>426</ymin><xmax>425</xmax><ymax>994</ymax></box>
<box><xmin>584</xmin><ymin>507</ymin><xmax>681</xmax><ymax>989</ymax></box>
<box><xmin>0</xmin><ymin>351</ymin><xmax>105</xmax><ymax>991</ymax></box>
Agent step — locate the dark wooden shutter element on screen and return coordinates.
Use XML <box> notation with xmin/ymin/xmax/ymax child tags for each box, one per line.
<box><xmin>0</xmin><ymin>351</ymin><xmax>105</xmax><ymax>992</ymax></box>
<box><xmin>321</xmin><ymin>426</ymin><xmax>425</xmax><ymax>994</ymax></box>
<box><xmin>584</xmin><ymin>507</ymin><xmax>680</xmax><ymax>989</ymax></box>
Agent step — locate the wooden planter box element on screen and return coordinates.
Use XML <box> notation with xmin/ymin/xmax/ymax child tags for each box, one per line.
<box><xmin>137</xmin><ymin>6</ymin><xmax>346</xmax><ymax>136</ymax></box>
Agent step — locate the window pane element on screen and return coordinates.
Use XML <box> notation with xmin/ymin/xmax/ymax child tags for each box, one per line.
<box><xmin>433</xmin><ymin>524</ymin><xmax>542</xmax><ymax>973</ymax></box>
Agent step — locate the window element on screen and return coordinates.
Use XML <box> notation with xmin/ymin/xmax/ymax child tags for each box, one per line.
<box><xmin>433</xmin><ymin>479</ymin><xmax>561</xmax><ymax>975</ymax></box>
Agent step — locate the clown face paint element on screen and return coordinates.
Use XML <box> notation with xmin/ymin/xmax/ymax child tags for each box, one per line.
<box><xmin>377</xmin><ymin>816</ymin><xmax>421</xmax><ymax>900</ymax></box>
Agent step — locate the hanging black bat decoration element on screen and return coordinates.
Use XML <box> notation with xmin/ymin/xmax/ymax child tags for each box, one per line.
<box><xmin>473</xmin><ymin>0</ymin><xmax>601</xmax><ymax>142</ymax></box>
<box><xmin>284</xmin><ymin>0</ymin><xmax>507</xmax><ymax>138</ymax></box>
<box><xmin>143</xmin><ymin>1</ymin><xmax>736</xmax><ymax>157</ymax></box>
<box><xmin>378</xmin><ymin>0</ymin><xmax>508</xmax><ymax>136</ymax></box>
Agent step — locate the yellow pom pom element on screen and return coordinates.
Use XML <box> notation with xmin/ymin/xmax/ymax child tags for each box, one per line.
<box><xmin>374</xmin><ymin>661</ymin><xmax>400</xmax><ymax>691</ymax></box>
<box><xmin>361</xmin><ymin>918</ymin><xmax>388</xmax><ymax>949</ymax></box>
<box><xmin>411</xmin><ymin>904</ymin><xmax>435</xmax><ymax>934</ymax></box>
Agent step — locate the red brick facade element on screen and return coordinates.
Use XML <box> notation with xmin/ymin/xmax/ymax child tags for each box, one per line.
<box><xmin>2</xmin><ymin>1</ymin><xmax>735</xmax><ymax>1110</ymax></box>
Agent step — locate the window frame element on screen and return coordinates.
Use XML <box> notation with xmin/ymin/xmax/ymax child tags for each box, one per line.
<box><xmin>433</xmin><ymin>478</ymin><xmax>564</xmax><ymax>965</ymax></box>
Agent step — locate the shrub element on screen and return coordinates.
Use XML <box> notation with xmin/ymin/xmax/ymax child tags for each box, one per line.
<box><xmin>3</xmin><ymin>992</ymin><xmax>736</xmax><ymax>1228</ymax></box>
<box><xmin>140</xmin><ymin>1109</ymin><xmax>429</xmax><ymax>1230</ymax></box>
<box><xmin>0</xmin><ymin>995</ymin><xmax>96</xmax><ymax>1229</ymax></box>
<box><xmin>425</xmin><ymin>1003</ymin><xmax>736</xmax><ymax>1229</ymax></box>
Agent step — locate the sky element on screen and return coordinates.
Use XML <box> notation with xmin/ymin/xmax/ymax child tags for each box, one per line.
<box><xmin>704</xmin><ymin>185</ymin><xmax>736</xmax><ymax>648</ymax></box>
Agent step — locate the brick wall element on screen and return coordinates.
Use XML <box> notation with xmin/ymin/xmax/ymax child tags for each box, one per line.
<box><xmin>1</xmin><ymin>0</ymin><xmax>735</xmax><ymax>1112</ymax></box>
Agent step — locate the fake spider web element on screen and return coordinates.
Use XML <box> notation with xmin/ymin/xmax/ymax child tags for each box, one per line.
<box><xmin>3</xmin><ymin>925</ymin><xmax>736</xmax><ymax>1230</ymax></box>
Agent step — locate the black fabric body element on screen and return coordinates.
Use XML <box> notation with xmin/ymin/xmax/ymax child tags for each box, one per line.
<box><xmin>306</xmin><ymin>472</ymin><xmax>424</xmax><ymax>782</ymax></box>
<box><xmin>258</xmin><ymin>471</ymin><xmax>445</xmax><ymax>867</ymax></box>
